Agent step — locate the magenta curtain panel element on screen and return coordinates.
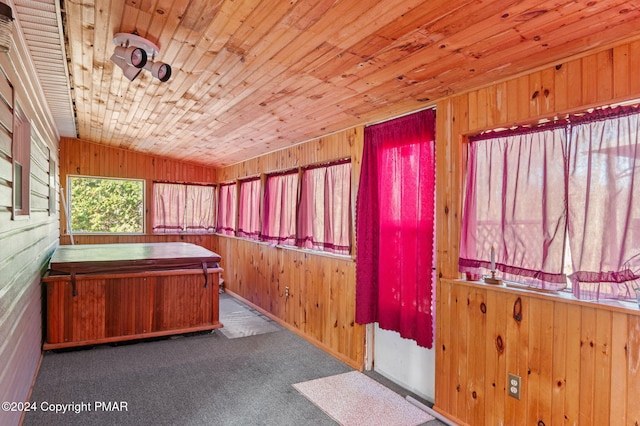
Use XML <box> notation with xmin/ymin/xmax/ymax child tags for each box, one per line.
<box><xmin>356</xmin><ymin>108</ymin><xmax>436</xmax><ymax>349</ymax></box>
<box><xmin>152</xmin><ymin>183</ymin><xmax>186</xmax><ymax>233</ymax></box>
<box><xmin>297</xmin><ymin>161</ymin><xmax>351</xmax><ymax>255</ymax></box>
<box><xmin>217</xmin><ymin>182</ymin><xmax>237</xmax><ymax>236</ymax></box>
<box><xmin>567</xmin><ymin>107</ymin><xmax>640</xmax><ymax>299</ymax></box>
<box><xmin>238</xmin><ymin>178</ymin><xmax>261</xmax><ymax>240</ymax></box>
<box><xmin>184</xmin><ymin>185</ymin><xmax>216</xmax><ymax>233</ymax></box>
<box><xmin>261</xmin><ymin>171</ymin><xmax>298</xmax><ymax>246</ymax></box>
<box><xmin>459</xmin><ymin>126</ymin><xmax>568</xmax><ymax>290</ymax></box>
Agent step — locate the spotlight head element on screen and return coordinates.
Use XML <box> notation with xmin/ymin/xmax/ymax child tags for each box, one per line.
<box><xmin>114</xmin><ymin>45</ymin><xmax>147</xmax><ymax>68</ymax></box>
<box><xmin>144</xmin><ymin>61</ymin><xmax>172</xmax><ymax>82</ymax></box>
<box><xmin>110</xmin><ymin>53</ymin><xmax>143</xmax><ymax>81</ymax></box>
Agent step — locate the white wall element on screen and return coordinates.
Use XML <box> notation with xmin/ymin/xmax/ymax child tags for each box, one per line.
<box><xmin>373</xmin><ymin>324</ymin><xmax>436</xmax><ymax>402</ymax></box>
<box><xmin>0</xmin><ymin>16</ymin><xmax>61</xmax><ymax>426</ymax></box>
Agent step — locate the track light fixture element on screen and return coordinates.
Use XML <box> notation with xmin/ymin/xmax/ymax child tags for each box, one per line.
<box><xmin>144</xmin><ymin>60</ymin><xmax>172</xmax><ymax>82</ymax></box>
<box><xmin>111</xmin><ymin>33</ymin><xmax>172</xmax><ymax>83</ymax></box>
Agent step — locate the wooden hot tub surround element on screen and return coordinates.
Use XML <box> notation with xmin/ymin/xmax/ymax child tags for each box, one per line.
<box><xmin>42</xmin><ymin>242</ymin><xmax>223</xmax><ymax>350</ymax></box>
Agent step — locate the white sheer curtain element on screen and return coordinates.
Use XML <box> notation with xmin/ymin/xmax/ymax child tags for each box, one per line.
<box><xmin>261</xmin><ymin>171</ymin><xmax>298</xmax><ymax>246</ymax></box>
<box><xmin>238</xmin><ymin>178</ymin><xmax>261</xmax><ymax>240</ymax></box>
<box><xmin>297</xmin><ymin>161</ymin><xmax>351</xmax><ymax>255</ymax></box>
<box><xmin>459</xmin><ymin>125</ymin><xmax>568</xmax><ymax>290</ymax></box>
<box><xmin>153</xmin><ymin>183</ymin><xmax>185</xmax><ymax>233</ymax></box>
<box><xmin>185</xmin><ymin>185</ymin><xmax>216</xmax><ymax>233</ymax></box>
<box><xmin>568</xmin><ymin>107</ymin><xmax>640</xmax><ymax>299</ymax></box>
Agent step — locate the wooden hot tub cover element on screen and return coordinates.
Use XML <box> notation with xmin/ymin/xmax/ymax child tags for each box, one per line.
<box><xmin>48</xmin><ymin>242</ymin><xmax>221</xmax><ymax>276</ymax></box>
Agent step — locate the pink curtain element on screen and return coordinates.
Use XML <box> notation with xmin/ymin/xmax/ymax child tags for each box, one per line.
<box><xmin>568</xmin><ymin>106</ymin><xmax>640</xmax><ymax>299</ymax></box>
<box><xmin>238</xmin><ymin>178</ymin><xmax>261</xmax><ymax>240</ymax></box>
<box><xmin>261</xmin><ymin>171</ymin><xmax>298</xmax><ymax>246</ymax></box>
<box><xmin>217</xmin><ymin>182</ymin><xmax>237</xmax><ymax>236</ymax></box>
<box><xmin>152</xmin><ymin>183</ymin><xmax>185</xmax><ymax>233</ymax></box>
<box><xmin>459</xmin><ymin>125</ymin><xmax>568</xmax><ymax>290</ymax></box>
<box><xmin>185</xmin><ymin>185</ymin><xmax>216</xmax><ymax>233</ymax></box>
<box><xmin>356</xmin><ymin>108</ymin><xmax>435</xmax><ymax>349</ymax></box>
<box><xmin>297</xmin><ymin>161</ymin><xmax>351</xmax><ymax>255</ymax></box>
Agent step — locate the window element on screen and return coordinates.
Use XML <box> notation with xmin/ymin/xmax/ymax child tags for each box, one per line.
<box><xmin>69</xmin><ymin>176</ymin><xmax>144</xmax><ymax>233</ymax></box>
<box><xmin>12</xmin><ymin>104</ymin><xmax>30</xmax><ymax>217</ymax></box>
<box><xmin>297</xmin><ymin>160</ymin><xmax>352</xmax><ymax>255</ymax></box>
<box><xmin>460</xmin><ymin>105</ymin><xmax>640</xmax><ymax>300</ymax></box>
<box><xmin>261</xmin><ymin>170</ymin><xmax>298</xmax><ymax>246</ymax></box>
<box><xmin>152</xmin><ymin>182</ymin><xmax>216</xmax><ymax>233</ymax></box>
<box><xmin>49</xmin><ymin>153</ymin><xmax>57</xmax><ymax>215</ymax></box>
<box><xmin>459</xmin><ymin>125</ymin><xmax>568</xmax><ymax>291</ymax></box>
<box><xmin>237</xmin><ymin>177</ymin><xmax>261</xmax><ymax>240</ymax></box>
<box><xmin>217</xmin><ymin>182</ymin><xmax>237</xmax><ymax>236</ymax></box>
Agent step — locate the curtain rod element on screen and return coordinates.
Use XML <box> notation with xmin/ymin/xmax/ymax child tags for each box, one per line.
<box><xmin>366</xmin><ymin>104</ymin><xmax>436</xmax><ymax>127</ymax></box>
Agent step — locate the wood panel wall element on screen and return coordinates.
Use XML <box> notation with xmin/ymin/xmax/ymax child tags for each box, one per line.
<box><xmin>0</xmin><ymin>36</ymin><xmax>61</xmax><ymax>426</ymax></box>
<box><xmin>216</xmin><ymin>127</ymin><xmax>365</xmax><ymax>369</ymax></box>
<box><xmin>434</xmin><ymin>39</ymin><xmax>640</xmax><ymax>425</ymax></box>
<box><xmin>58</xmin><ymin>138</ymin><xmax>219</xmax><ymax>251</ymax></box>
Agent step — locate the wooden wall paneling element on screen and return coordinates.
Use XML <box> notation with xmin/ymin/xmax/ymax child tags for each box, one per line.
<box><xmin>320</xmin><ymin>253</ymin><xmax>335</xmax><ymax>351</ymax></box>
<box><xmin>504</xmin><ymin>292</ymin><xmax>529</xmax><ymax>425</ymax></box>
<box><xmin>515</xmin><ymin>75</ymin><xmax>531</xmax><ymax>124</ymax></box>
<box><xmin>434</xmin><ymin>96</ymin><xmax>465</xmax><ymax>281</ymax></box>
<box><xmin>435</xmin><ymin>279</ymin><xmax>452</xmax><ymax>414</ymax></box>
<box><xmin>466</xmin><ymin>288</ymin><xmax>487</xmax><ymax>425</ymax></box>
<box><xmin>563</xmin><ymin>303</ymin><xmax>582</xmax><ymax>424</ymax></box>
<box><xmin>553</xmin><ymin>61</ymin><xmax>569</xmax><ymax>113</ymax></box>
<box><xmin>627</xmin><ymin>315</ymin><xmax>640</xmax><ymax>423</ymax></box>
<box><xmin>593</xmin><ymin>309</ymin><xmax>612</xmax><ymax>426</ymax></box>
<box><xmin>581</xmin><ymin>54</ymin><xmax>598</xmax><ymax>106</ymax></box>
<box><xmin>452</xmin><ymin>282</ymin><xmax>468</xmax><ymax>420</ymax></box>
<box><xmin>578</xmin><ymin>307</ymin><xmax>597</xmax><ymax>425</ymax></box>
<box><xmin>526</xmin><ymin>298</ymin><xmax>554</xmax><ymax>426</ymax></box>
<box><xmin>484</xmin><ymin>288</ymin><xmax>507</xmax><ymax>425</ymax></box>
<box><xmin>613</xmin><ymin>44</ymin><xmax>630</xmax><ymax>99</ymax></box>
<box><xmin>475</xmin><ymin>88</ymin><xmax>488</xmax><ymax>130</ymax></box>
<box><xmin>494</xmin><ymin>81</ymin><xmax>508</xmax><ymax>126</ymax></box>
<box><xmin>608</xmin><ymin>312</ymin><xmax>628</xmax><ymax>423</ymax></box>
<box><xmin>550</xmin><ymin>302</ymin><xmax>568</xmax><ymax>426</ymax></box>
<box><xmin>629</xmin><ymin>40</ymin><xmax>640</xmax><ymax>95</ymax></box>
<box><xmin>304</xmin><ymin>254</ymin><xmax>318</xmax><ymax>341</ymax></box>
<box><xmin>540</xmin><ymin>67</ymin><xmax>555</xmax><ymax>116</ymax></box>
<box><xmin>565</xmin><ymin>59</ymin><xmax>583</xmax><ymax>110</ymax></box>
<box><xmin>333</xmin><ymin>258</ymin><xmax>348</xmax><ymax>358</ymax></box>
<box><xmin>596</xmin><ymin>49</ymin><xmax>614</xmax><ymax>103</ymax></box>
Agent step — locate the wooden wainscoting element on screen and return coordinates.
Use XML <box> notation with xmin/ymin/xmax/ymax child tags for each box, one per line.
<box><xmin>216</xmin><ymin>236</ymin><xmax>364</xmax><ymax>369</ymax></box>
<box><xmin>435</xmin><ymin>279</ymin><xmax>640</xmax><ymax>426</ymax></box>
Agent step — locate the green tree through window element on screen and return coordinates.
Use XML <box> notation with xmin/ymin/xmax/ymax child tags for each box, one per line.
<box><xmin>69</xmin><ymin>176</ymin><xmax>144</xmax><ymax>233</ymax></box>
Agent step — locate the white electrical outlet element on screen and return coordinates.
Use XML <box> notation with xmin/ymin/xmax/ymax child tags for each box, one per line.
<box><xmin>508</xmin><ymin>373</ymin><xmax>521</xmax><ymax>400</ymax></box>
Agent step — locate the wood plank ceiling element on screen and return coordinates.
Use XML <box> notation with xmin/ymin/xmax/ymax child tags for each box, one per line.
<box><xmin>60</xmin><ymin>0</ymin><xmax>640</xmax><ymax>167</ymax></box>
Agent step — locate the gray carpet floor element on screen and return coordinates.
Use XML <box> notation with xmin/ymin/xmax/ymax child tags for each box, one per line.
<box><xmin>23</xmin><ymin>293</ymin><xmax>445</xmax><ymax>426</ymax></box>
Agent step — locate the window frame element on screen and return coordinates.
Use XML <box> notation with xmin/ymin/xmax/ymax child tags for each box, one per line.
<box><xmin>296</xmin><ymin>158</ymin><xmax>353</xmax><ymax>255</ymax></box>
<box><xmin>67</xmin><ymin>174</ymin><xmax>146</xmax><ymax>235</ymax></box>
<box><xmin>12</xmin><ymin>102</ymin><xmax>30</xmax><ymax>219</ymax></box>
<box><xmin>151</xmin><ymin>181</ymin><xmax>217</xmax><ymax>234</ymax></box>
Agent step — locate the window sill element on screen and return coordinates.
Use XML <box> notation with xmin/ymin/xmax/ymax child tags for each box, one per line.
<box><xmin>214</xmin><ymin>234</ymin><xmax>355</xmax><ymax>261</ymax></box>
<box><xmin>443</xmin><ymin>277</ymin><xmax>640</xmax><ymax>315</ymax></box>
